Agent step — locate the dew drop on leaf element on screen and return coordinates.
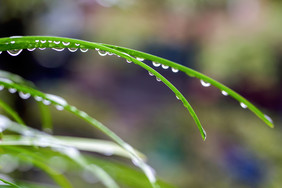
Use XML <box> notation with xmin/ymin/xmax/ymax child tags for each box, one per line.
<box><xmin>34</xmin><ymin>96</ymin><xmax>43</xmax><ymax>101</ymax></box>
<box><xmin>172</xmin><ymin>67</ymin><xmax>179</xmax><ymax>73</ymax></box>
<box><xmin>52</xmin><ymin>48</ymin><xmax>64</xmax><ymax>52</ymax></box>
<box><xmin>19</xmin><ymin>92</ymin><xmax>31</xmax><ymax>100</ymax></box>
<box><xmin>55</xmin><ymin>105</ymin><xmax>64</xmax><ymax>111</ymax></box>
<box><xmin>152</xmin><ymin>61</ymin><xmax>160</xmax><ymax>67</ymax></box>
<box><xmin>126</xmin><ymin>59</ymin><xmax>132</xmax><ymax>63</ymax></box>
<box><xmin>27</xmin><ymin>48</ymin><xmax>36</xmax><ymax>51</ymax></box>
<box><xmin>43</xmin><ymin>99</ymin><xmax>51</xmax><ymax>105</ymax></box>
<box><xmin>53</xmin><ymin>41</ymin><xmax>60</xmax><ymax>45</ymax></box>
<box><xmin>148</xmin><ymin>71</ymin><xmax>154</xmax><ymax>76</ymax></box>
<box><xmin>161</xmin><ymin>64</ymin><xmax>169</xmax><ymax>69</ymax></box>
<box><xmin>40</xmin><ymin>40</ymin><xmax>46</xmax><ymax>44</ymax></box>
<box><xmin>98</xmin><ymin>50</ymin><xmax>107</xmax><ymax>56</ymax></box>
<box><xmin>221</xmin><ymin>90</ymin><xmax>228</xmax><ymax>96</ymax></box>
<box><xmin>80</xmin><ymin>48</ymin><xmax>88</xmax><ymax>53</ymax></box>
<box><xmin>48</xmin><ymin>40</ymin><xmax>52</xmax><ymax>43</ymax></box>
<box><xmin>75</xmin><ymin>43</ymin><xmax>80</xmax><ymax>46</ymax></box>
<box><xmin>68</xmin><ymin>48</ymin><xmax>78</xmax><ymax>52</ymax></box>
<box><xmin>240</xmin><ymin>102</ymin><xmax>247</xmax><ymax>109</ymax></box>
<box><xmin>264</xmin><ymin>114</ymin><xmax>273</xmax><ymax>124</ymax></box>
<box><xmin>35</xmin><ymin>40</ymin><xmax>39</xmax><ymax>43</ymax></box>
<box><xmin>156</xmin><ymin>77</ymin><xmax>161</xmax><ymax>82</ymax></box>
<box><xmin>62</xmin><ymin>42</ymin><xmax>70</xmax><ymax>46</ymax></box>
<box><xmin>136</xmin><ymin>57</ymin><xmax>144</xmax><ymax>61</ymax></box>
<box><xmin>39</xmin><ymin>47</ymin><xmax>46</xmax><ymax>50</ymax></box>
<box><xmin>200</xmin><ymin>80</ymin><xmax>211</xmax><ymax>87</ymax></box>
<box><xmin>0</xmin><ymin>85</ymin><xmax>4</xmax><ymax>90</ymax></box>
<box><xmin>7</xmin><ymin>49</ymin><xmax>23</xmax><ymax>56</ymax></box>
<box><xmin>0</xmin><ymin>51</ymin><xmax>2</xmax><ymax>54</ymax></box>
<box><xmin>11</xmin><ymin>41</ymin><xmax>15</xmax><ymax>44</ymax></box>
<box><xmin>8</xmin><ymin>88</ymin><xmax>17</xmax><ymax>93</ymax></box>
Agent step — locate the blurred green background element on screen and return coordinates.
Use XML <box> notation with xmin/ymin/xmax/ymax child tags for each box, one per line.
<box><xmin>0</xmin><ymin>0</ymin><xmax>282</xmax><ymax>187</ymax></box>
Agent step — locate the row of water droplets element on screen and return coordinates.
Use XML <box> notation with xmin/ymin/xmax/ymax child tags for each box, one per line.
<box><xmin>199</xmin><ymin>79</ymin><xmax>273</xmax><ymax>124</ymax></box>
<box><xmin>0</xmin><ymin>78</ymin><xmax>67</xmax><ymax>111</ymax></box>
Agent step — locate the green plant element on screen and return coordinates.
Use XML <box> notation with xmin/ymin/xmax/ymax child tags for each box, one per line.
<box><xmin>0</xmin><ymin>36</ymin><xmax>274</xmax><ymax>188</ymax></box>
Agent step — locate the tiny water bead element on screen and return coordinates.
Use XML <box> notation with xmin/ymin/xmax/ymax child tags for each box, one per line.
<box><xmin>39</xmin><ymin>47</ymin><xmax>46</xmax><ymax>50</ymax></box>
<box><xmin>200</xmin><ymin>80</ymin><xmax>211</xmax><ymax>87</ymax></box>
<box><xmin>148</xmin><ymin>71</ymin><xmax>154</xmax><ymax>76</ymax></box>
<box><xmin>10</xmin><ymin>41</ymin><xmax>15</xmax><ymax>44</ymax></box>
<box><xmin>152</xmin><ymin>61</ymin><xmax>160</xmax><ymax>67</ymax></box>
<box><xmin>48</xmin><ymin>40</ymin><xmax>52</xmax><ymax>43</ymax></box>
<box><xmin>161</xmin><ymin>64</ymin><xmax>169</xmax><ymax>69</ymax></box>
<box><xmin>176</xmin><ymin>95</ymin><xmax>180</xmax><ymax>100</ymax></box>
<box><xmin>40</xmin><ymin>40</ymin><xmax>46</xmax><ymax>43</ymax></box>
<box><xmin>7</xmin><ymin>49</ymin><xmax>23</xmax><ymax>56</ymax></box>
<box><xmin>52</xmin><ymin>47</ymin><xmax>64</xmax><ymax>52</ymax></box>
<box><xmin>156</xmin><ymin>77</ymin><xmax>161</xmax><ymax>82</ymax></box>
<box><xmin>62</xmin><ymin>42</ymin><xmax>70</xmax><ymax>46</ymax></box>
<box><xmin>80</xmin><ymin>48</ymin><xmax>88</xmax><ymax>53</ymax></box>
<box><xmin>240</xmin><ymin>102</ymin><xmax>247</xmax><ymax>109</ymax></box>
<box><xmin>55</xmin><ymin>105</ymin><xmax>64</xmax><ymax>111</ymax></box>
<box><xmin>27</xmin><ymin>48</ymin><xmax>36</xmax><ymax>51</ymax></box>
<box><xmin>221</xmin><ymin>90</ymin><xmax>228</xmax><ymax>96</ymax></box>
<box><xmin>68</xmin><ymin>48</ymin><xmax>78</xmax><ymax>52</ymax></box>
<box><xmin>53</xmin><ymin>41</ymin><xmax>60</xmax><ymax>45</ymax></box>
<box><xmin>45</xmin><ymin>94</ymin><xmax>68</xmax><ymax>106</ymax></box>
<box><xmin>35</xmin><ymin>40</ymin><xmax>39</xmax><ymax>43</ymax></box>
<box><xmin>0</xmin><ymin>85</ymin><xmax>4</xmax><ymax>90</ymax></box>
<box><xmin>79</xmin><ymin>111</ymin><xmax>88</xmax><ymax>118</ymax></box>
<box><xmin>43</xmin><ymin>99</ymin><xmax>51</xmax><ymax>105</ymax></box>
<box><xmin>136</xmin><ymin>57</ymin><xmax>144</xmax><ymax>61</ymax></box>
<box><xmin>8</xmin><ymin>88</ymin><xmax>17</xmax><ymax>93</ymax></box>
<box><xmin>0</xmin><ymin>51</ymin><xmax>2</xmax><ymax>54</ymax></box>
<box><xmin>19</xmin><ymin>92</ymin><xmax>31</xmax><ymax>100</ymax></box>
<box><xmin>75</xmin><ymin>43</ymin><xmax>80</xmax><ymax>46</ymax></box>
<box><xmin>171</xmin><ymin>67</ymin><xmax>179</xmax><ymax>73</ymax></box>
<box><xmin>97</xmin><ymin>50</ymin><xmax>107</xmax><ymax>56</ymax></box>
<box><xmin>34</xmin><ymin>96</ymin><xmax>43</xmax><ymax>101</ymax></box>
<box><xmin>126</xmin><ymin>59</ymin><xmax>132</xmax><ymax>63</ymax></box>
<box><xmin>264</xmin><ymin>114</ymin><xmax>273</xmax><ymax>124</ymax></box>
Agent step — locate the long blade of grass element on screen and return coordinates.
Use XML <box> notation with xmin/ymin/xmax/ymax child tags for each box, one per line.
<box><xmin>0</xmin><ymin>178</ymin><xmax>21</xmax><ymax>188</ymax></box>
<box><xmin>0</xmin><ymin>98</ymin><xmax>25</xmax><ymax>125</ymax></box>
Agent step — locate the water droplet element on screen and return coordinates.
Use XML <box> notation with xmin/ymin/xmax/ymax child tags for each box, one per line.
<box><xmin>43</xmin><ymin>99</ymin><xmax>51</xmax><ymax>105</ymax></box>
<box><xmin>221</xmin><ymin>90</ymin><xmax>228</xmax><ymax>96</ymax></box>
<box><xmin>79</xmin><ymin>111</ymin><xmax>88</xmax><ymax>118</ymax></box>
<box><xmin>7</xmin><ymin>49</ymin><xmax>23</xmax><ymax>56</ymax></box>
<box><xmin>0</xmin><ymin>78</ymin><xmax>13</xmax><ymax>84</ymax></box>
<box><xmin>0</xmin><ymin>51</ymin><xmax>2</xmax><ymax>54</ymax></box>
<box><xmin>136</xmin><ymin>57</ymin><xmax>144</xmax><ymax>61</ymax></box>
<box><xmin>98</xmin><ymin>50</ymin><xmax>107</xmax><ymax>56</ymax></box>
<box><xmin>80</xmin><ymin>48</ymin><xmax>88</xmax><ymax>53</ymax></box>
<box><xmin>52</xmin><ymin>48</ymin><xmax>64</xmax><ymax>52</ymax></box>
<box><xmin>11</xmin><ymin>41</ymin><xmax>15</xmax><ymax>44</ymax></box>
<box><xmin>161</xmin><ymin>64</ymin><xmax>169</xmax><ymax>69</ymax></box>
<box><xmin>75</xmin><ymin>43</ymin><xmax>80</xmax><ymax>46</ymax></box>
<box><xmin>200</xmin><ymin>80</ymin><xmax>211</xmax><ymax>87</ymax></box>
<box><xmin>203</xmin><ymin>129</ymin><xmax>207</xmax><ymax>141</ymax></box>
<box><xmin>264</xmin><ymin>114</ymin><xmax>273</xmax><ymax>123</ymax></box>
<box><xmin>148</xmin><ymin>71</ymin><xmax>154</xmax><ymax>76</ymax></box>
<box><xmin>0</xmin><ymin>85</ymin><xmax>4</xmax><ymax>90</ymax></box>
<box><xmin>53</xmin><ymin>41</ymin><xmax>60</xmax><ymax>45</ymax></box>
<box><xmin>68</xmin><ymin>48</ymin><xmax>78</xmax><ymax>52</ymax></box>
<box><xmin>8</xmin><ymin>88</ymin><xmax>17</xmax><ymax>93</ymax></box>
<box><xmin>156</xmin><ymin>77</ymin><xmax>161</xmax><ymax>82</ymax></box>
<box><xmin>55</xmin><ymin>105</ymin><xmax>64</xmax><ymax>111</ymax></box>
<box><xmin>62</xmin><ymin>42</ymin><xmax>70</xmax><ymax>46</ymax></box>
<box><xmin>34</xmin><ymin>96</ymin><xmax>43</xmax><ymax>101</ymax></box>
<box><xmin>240</xmin><ymin>102</ymin><xmax>247</xmax><ymax>109</ymax></box>
<box><xmin>176</xmin><ymin>95</ymin><xmax>180</xmax><ymax>100</ymax></box>
<box><xmin>108</xmin><ymin>52</ymin><xmax>113</xmax><ymax>56</ymax></box>
<box><xmin>48</xmin><ymin>40</ymin><xmax>52</xmax><ymax>43</ymax></box>
<box><xmin>152</xmin><ymin>61</ymin><xmax>160</xmax><ymax>67</ymax></box>
<box><xmin>172</xmin><ymin>67</ymin><xmax>179</xmax><ymax>73</ymax></box>
<box><xmin>40</xmin><ymin>40</ymin><xmax>46</xmax><ymax>44</ymax></box>
<box><xmin>126</xmin><ymin>59</ymin><xmax>132</xmax><ymax>63</ymax></box>
<box><xmin>27</xmin><ymin>48</ymin><xmax>36</xmax><ymax>51</ymax></box>
<box><xmin>19</xmin><ymin>92</ymin><xmax>31</xmax><ymax>99</ymax></box>
<box><xmin>39</xmin><ymin>47</ymin><xmax>46</xmax><ymax>50</ymax></box>
<box><xmin>70</xmin><ymin>106</ymin><xmax>78</xmax><ymax>112</ymax></box>
<box><xmin>10</xmin><ymin>36</ymin><xmax>22</xmax><ymax>38</ymax></box>
<box><xmin>95</xmin><ymin>48</ymin><xmax>99</xmax><ymax>51</ymax></box>
<box><xmin>45</xmin><ymin>94</ymin><xmax>68</xmax><ymax>106</ymax></box>
<box><xmin>35</xmin><ymin>40</ymin><xmax>39</xmax><ymax>43</ymax></box>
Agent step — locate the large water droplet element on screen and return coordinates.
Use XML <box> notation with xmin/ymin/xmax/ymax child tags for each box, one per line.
<box><xmin>240</xmin><ymin>102</ymin><xmax>247</xmax><ymax>109</ymax></box>
<box><xmin>156</xmin><ymin>77</ymin><xmax>161</xmax><ymax>82</ymax></box>
<box><xmin>62</xmin><ymin>42</ymin><xmax>70</xmax><ymax>46</ymax></box>
<box><xmin>98</xmin><ymin>50</ymin><xmax>107</xmax><ymax>56</ymax></box>
<box><xmin>19</xmin><ymin>92</ymin><xmax>31</xmax><ymax>100</ymax></box>
<box><xmin>52</xmin><ymin>48</ymin><xmax>64</xmax><ymax>52</ymax></box>
<box><xmin>34</xmin><ymin>96</ymin><xmax>43</xmax><ymax>101</ymax></box>
<box><xmin>27</xmin><ymin>48</ymin><xmax>36</xmax><ymax>51</ymax></box>
<box><xmin>161</xmin><ymin>64</ymin><xmax>169</xmax><ymax>69</ymax></box>
<box><xmin>68</xmin><ymin>48</ymin><xmax>78</xmax><ymax>52</ymax></box>
<box><xmin>80</xmin><ymin>48</ymin><xmax>88</xmax><ymax>53</ymax></box>
<box><xmin>172</xmin><ymin>67</ymin><xmax>179</xmax><ymax>73</ymax></box>
<box><xmin>152</xmin><ymin>61</ymin><xmax>160</xmax><ymax>67</ymax></box>
<box><xmin>8</xmin><ymin>88</ymin><xmax>17</xmax><ymax>93</ymax></box>
<box><xmin>221</xmin><ymin>90</ymin><xmax>228</xmax><ymax>96</ymax></box>
<box><xmin>148</xmin><ymin>71</ymin><xmax>154</xmax><ymax>76</ymax></box>
<box><xmin>7</xmin><ymin>49</ymin><xmax>23</xmax><ymax>56</ymax></box>
<box><xmin>200</xmin><ymin>80</ymin><xmax>211</xmax><ymax>87</ymax></box>
<box><xmin>43</xmin><ymin>99</ymin><xmax>51</xmax><ymax>105</ymax></box>
<box><xmin>264</xmin><ymin>114</ymin><xmax>273</xmax><ymax>124</ymax></box>
<box><xmin>136</xmin><ymin>57</ymin><xmax>144</xmax><ymax>61</ymax></box>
